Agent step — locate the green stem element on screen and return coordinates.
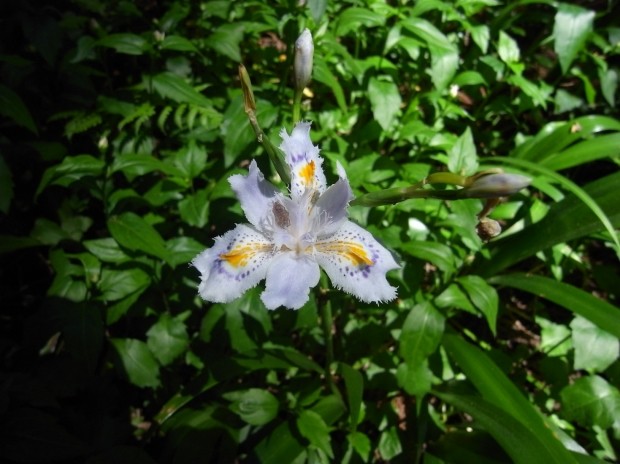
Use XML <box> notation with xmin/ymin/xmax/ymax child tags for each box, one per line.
<box><xmin>319</xmin><ymin>283</ymin><xmax>335</xmax><ymax>392</ymax></box>
<box><xmin>293</xmin><ymin>88</ymin><xmax>302</xmax><ymax>123</ymax></box>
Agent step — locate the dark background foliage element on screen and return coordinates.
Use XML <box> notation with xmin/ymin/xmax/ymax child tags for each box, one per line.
<box><xmin>1</xmin><ymin>0</ymin><xmax>619</xmax><ymax>462</ymax></box>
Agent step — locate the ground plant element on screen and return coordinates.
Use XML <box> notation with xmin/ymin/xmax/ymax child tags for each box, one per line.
<box><xmin>1</xmin><ymin>0</ymin><xmax>619</xmax><ymax>462</ymax></box>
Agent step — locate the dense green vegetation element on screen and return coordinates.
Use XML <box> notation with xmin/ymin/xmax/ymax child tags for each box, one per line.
<box><xmin>1</xmin><ymin>0</ymin><xmax>619</xmax><ymax>462</ymax></box>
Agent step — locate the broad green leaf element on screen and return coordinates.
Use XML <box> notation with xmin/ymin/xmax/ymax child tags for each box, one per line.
<box><xmin>402</xmin><ymin>17</ymin><xmax>458</xmax><ymax>91</ymax></box>
<box><xmin>378</xmin><ymin>426</ymin><xmax>402</xmax><ymax>460</ymax></box>
<box><xmin>347</xmin><ymin>431</ymin><xmax>371</xmax><ymax>462</ymax></box>
<box><xmin>498</xmin><ymin>31</ymin><xmax>520</xmax><ymax>64</ymax></box>
<box><xmin>475</xmin><ymin>168</ymin><xmax>620</xmax><ymax>276</ymax></box>
<box><xmin>178</xmin><ymin>189</ymin><xmax>209</xmax><ymax>228</ymax></box>
<box><xmin>166</xmin><ymin>236</ymin><xmax>204</xmax><ymax>268</ymax></box>
<box><xmin>111</xmin><ymin>154</ymin><xmax>184</xmax><ymax>179</ymax></box>
<box><xmin>36</xmin><ymin>155</ymin><xmax>104</xmax><ymax>197</ymax></box>
<box><xmin>442</xmin><ymin>333</ymin><xmax>578</xmax><ymax>463</ymax></box>
<box><xmin>401</xmin><ymin>241</ymin><xmax>456</xmax><ymax>275</ymax></box>
<box><xmin>0</xmin><ymin>84</ymin><xmax>37</xmax><ymax>134</ymax></box>
<box><xmin>335</xmin><ymin>7</ymin><xmax>385</xmax><ymax>36</ymax></box>
<box><xmin>110</xmin><ymin>338</ymin><xmax>161</xmax><ymax>388</ymax></box>
<box><xmin>223</xmin><ymin>388</ymin><xmax>279</xmax><ymax>426</ymax></box>
<box><xmin>436</xmin><ymin>392</ymin><xmax>576</xmax><ymax>464</ymax></box>
<box><xmin>399</xmin><ymin>301</ymin><xmax>445</xmax><ymax>365</ymax></box>
<box><xmin>98</xmin><ymin>33</ymin><xmax>150</xmax><ymax>55</ymax></box>
<box><xmin>0</xmin><ymin>154</ymin><xmax>13</xmax><ymax>213</ymax></box>
<box><xmin>107</xmin><ymin>212</ymin><xmax>171</xmax><ymax>263</ymax></box>
<box><xmin>98</xmin><ymin>268</ymin><xmax>150</xmax><ymax>302</ymax></box>
<box><xmin>368</xmin><ymin>77</ymin><xmax>401</xmax><ymax>131</ymax></box>
<box><xmin>151</xmin><ymin>72</ymin><xmax>211</xmax><ymax>107</ymax></box>
<box><xmin>457</xmin><ymin>275</ymin><xmax>498</xmax><ymax>335</ymax></box>
<box><xmin>396</xmin><ymin>360</ymin><xmax>432</xmax><ymax>397</ymax></box>
<box><xmin>205</xmin><ymin>23</ymin><xmax>243</xmax><ymax>61</ymax></box>
<box><xmin>83</xmin><ymin>237</ymin><xmax>130</xmax><ymax>263</ymax></box>
<box><xmin>490</xmin><ymin>274</ymin><xmax>620</xmax><ymax>340</ymax></box>
<box><xmin>560</xmin><ymin>376</ymin><xmax>620</xmax><ymax>429</ymax></box>
<box><xmin>297</xmin><ymin>410</ymin><xmax>333</xmax><ymax>458</ymax></box>
<box><xmin>173</xmin><ymin>139</ymin><xmax>207</xmax><ymax>179</ymax></box>
<box><xmin>160</xmin><ymin>35</ymin><xmax>198</xmax><ymax>52</ymax></box>
<box><xmin>538</xmin><ymin>316</ymin><xmax>573</xmax><ymax>357</ymax></box>
<box><xmin>571</xmin><ymin>316</ymin><xmax>619</xmax><ymax>373</ymax></box>
<box><xmin>338</xmin><ymin>363</ymin><xmax>363</xmax><ymax>427</ymax></box>
<box><xmin>448</xmin><ymin>127</ymin><xmax>478</xmax><ymax>176</ymax></box>
<box><xmin>146</xmin><ymin>313</ymin><xmax>189</xmax><ymax>366</ymax></box>
<box><xmin>255</xmin><ymin>422</ymin><xmax>304</xmax><ymax>463</ymax></box>
<box><xmin>553</xmin><ymin>4</ymin><xmax>595</xmax><ymax>74</ymax></box>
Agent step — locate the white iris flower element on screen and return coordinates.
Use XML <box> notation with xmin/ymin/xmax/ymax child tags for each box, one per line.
<box><xmin>192</xmin><ymin>122</ymin><xmax>399</xmax><ymax>310</ymax></box>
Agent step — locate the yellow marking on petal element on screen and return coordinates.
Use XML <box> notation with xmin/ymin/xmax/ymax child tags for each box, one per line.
<box><xmin>318</xmin><ymin>241</ymin><xmax>374</xmax><ymax>267</ymax></box>
<box><xmin>220</xmin><ymin>244</ymin><xmax>270</xmax><ymax>268</ymax></box>
<box><xmin>298</xmin><ymin>160</ymin><xmax>315</xmax><ymax>186</ymax></box>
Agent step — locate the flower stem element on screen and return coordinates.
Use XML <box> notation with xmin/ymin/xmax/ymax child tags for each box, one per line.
<box><xmin>319</xmin><ymin>281</ymin><xmax>335</xmax><ymax>392</ymax></box>
<box><xmin>292</xmin><ymin>88</ymin><xmax>302</xmax><ymax>123</ymax></box>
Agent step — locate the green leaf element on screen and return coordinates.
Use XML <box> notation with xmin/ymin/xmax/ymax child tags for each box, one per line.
<box><xmin>166</xmin><ymin>236</ymin><xmax>204</xmax><ymax>268</ymax></box>
<box><xmin>347</xmin><ymin>431</ymin><xmax>371</xmax><ymax>462</ymax></box>
<box><xmin>553</xmin><ymin>4</ymin><xmax>595</xmax><ymax>74</ymax></box>
<box><xmin>111</xmin><ymin>154</ymin><xmax>185</xmax><ymax>180</ymax></box>
<box><xmin>83</xmin><ymin>237</ymin><xmax>130</xmax><ymax>263</ymax></box>
<box><xmin>541</xmin><ymin>133</ymin><xmax>620</xmax><ymax>171</ymax></box>
<box><xmin>335</xmin><ymin>7</ymin><xmax>385</xmax><ymax>36</ymax></box>
<box><xmin>397</xmin><ymin>360</ymin><xmax>432</xmax><ymax>397</ymax></box>
<box><xmin>36</xmin><ymin>155</ymin><xmax>104</xmax><ymax>197</ymax></box>
<box><xmin>98</xmin><ymin>268</ymin><xmax>150</xmax><ymax>302</ymax></box>
<box><xmin>457</xmin><ymin>275</ymin><xmax>498</xmax><ymax>335</ymax></box>
<box><xmin>160</xmin><ymin>35</ymin><xmax>198</xmax><ymax>52</ymax></box>
<box><xmin>110</xmin><ymin>338</ymin><xmax>161</xmax><ymax>388</ymax></box>
<box><xmin>402</xmin><ymin>17</ymin><xmax>458</xmax><ymax>91</ymax></box>
<box><xmin>401</xmin><ymin>241</ymin><xmax>456</xmax><ymax>275</ymax></box>
<box><xmin>146</xmin><ymin>313</ymin><xmax>189</xmax><ymax>366</ymax></box>
<box><xmin>448</xmin><ymin>127</ymin><xmax>478</xmax><ymax>176</ymax></box>
<box><xmin>254</xmin><ymin>422</ymin><xmax>304</xmax><ymax>463</ymax></box>
<box><xmin>378</xmin><ymin>426</ymin><xmax>402</xmax><ymax>460</ymax></box>
<box><xmin>313</xmin><ymin>57</ymin><xmax>347</xmax><ymax>112</ymax></box>
<box><xmin>560</xmin><ymin>376</ymin><xmax>620</xmax><ymax>429</ymax></box>
<box><xmin>297</xmin><ymin>410</ymin><xmax>333</xmax><ymax>458</ymax></box>
<box><xmin>368</xmin><ymin>77</ymin><xmax>401</xmax><ymax>131</ymax></box>
<box><xmin>571</xmin><ymin>316</ymin><xmax>619</xmax><ymax>373</ymax></box>
<box><xmin>205</xmin><ymin>23</ymin><xmax>244</xmax><ymax>61</ymax></box>
<box><xmin>0</xmin><ymin>84</ymin><xmax>37</xmax><ymax>134</ymax></box>
<box><xmin>151</xmin><ymin>72</ymin><xmax>211</xmax><ymax>107</ymax></box>
<box><xmin>174</xmin><ymin>139</ymin><xmax>208</xmax><ymax>179</ymax></box>
<box><xmin>338</xmin><ymin>363</ymin><xmax>363</xmax><ymax>427</ymax></box>
<box><xmin>98</xmin><ymin>33</ymin><xmax>150</xmax><ymax>55</ymax></box>
<box><xmin>475</xmin><ymin>167</ymin><xmax>620</xmax><ymax>276</ymax></box>
<box><xmin>107</xmin><ymin>212</ymin><xmax>171</xmax><ymax>263</ymax></box>
<box><xmin>223</xmin><ymin>388</ymin><xmax>279</xmax><ymax>426</ymax></box>
<box><xmin>489</xmin><ymin>274</ymin><xmax>620</xmax><ymax>340</ymax></box>
<box><xmin>498</xmin><ymin>31</ymin><xmax>520</xmax><ymax>64</ymax></box>
<box><xmin>442</xmin><ymin>333</ymin><xmax>578</xmax><ymax>463</ymax></box>
<box><xmin>399</xmin><ymin>301</ymin><xmax>445</xmax><ymax>365</ymax></box>
<box><xmin>435</xmin><ymin>392</ymin><xmax>576</xmax><ymax>464</ymax></box>
<box><xmin>178</xmin><ymin>189</ymin><xmax>210</xmax><ymax>228</ymax></box>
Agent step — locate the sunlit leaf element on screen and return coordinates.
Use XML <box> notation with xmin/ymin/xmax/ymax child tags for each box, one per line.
<box><xmin>553</xmin><ymin>4</ymin><xmax>594</xmax><ymax>74</ymax></box>
<box><xmin>110</xmin><ymin>338</ymin><xmax>161</xmax><ymax>388</ymax></box>
<box><xmin>560</xmin><ymin>376</ymin><xmax>620</xmax><ymax>429</ymax></box>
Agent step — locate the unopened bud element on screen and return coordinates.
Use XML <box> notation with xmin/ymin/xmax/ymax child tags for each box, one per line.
<box><xmin>294</xmin><ymin>28</ymin><xmax>314</xmax><ymax>91</ymax></box>
<box><xmin>477</xmin><ymin>218</ymin><xmax>502</xmax><ymax>241</ymax></box>
<box><xmin>463</xmin><ymin>173</ymin><xmax>531</xmax><ymax>198</ymax></box>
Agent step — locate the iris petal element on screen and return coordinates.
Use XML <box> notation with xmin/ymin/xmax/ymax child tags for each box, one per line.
<box><xmin>280</xmin><ymin>122</ymin><xmax>326</xmax><ymax>197</ymax></box>
<box><xmin>229</xmin><ymin>160</ymin><xmax>279</xmax><ymax>229</ymax></box>
<box><xmin>315</xmin><ymin>221</ymin><xmax>399</xmax><ymax>303</ymax></box>
<box><xmin>261</xmin><ymin>253</ymin><xmax>321</xmax><ymax>310</ymax></box>
<box><xmin>192</xmin><ymin>224</ymin><xmax>274</xmax><ymax>303</ymax></box>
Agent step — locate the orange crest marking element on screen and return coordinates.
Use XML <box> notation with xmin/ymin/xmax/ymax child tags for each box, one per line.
<box><xmin>319</xmin><ymin>241</ymin><xmax>374</xmax><ymax>267</ymax></box>
<box><xmin>298</xmin><ymin>160</ymin><xmax>315</xmax><ymax>187</ymax></box>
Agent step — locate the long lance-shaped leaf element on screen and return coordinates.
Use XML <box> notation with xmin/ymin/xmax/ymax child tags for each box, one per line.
<box><xmin>434</xmin><ymin>391</ymin><xmax>575</xmax><ymax>464</ymax></box>
<box><xmin>442</xmin><ymin>333</ymin><xmax>578</xmax><ymax>463</ymax></box>
<box><xmin>489</xmin><ymin>274</ymin><xmax>620</xmax><ymax>339</ymax></box>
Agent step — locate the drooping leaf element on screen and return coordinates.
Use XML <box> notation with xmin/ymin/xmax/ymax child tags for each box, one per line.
<box><xmin>560</xmin><ymin>376</ymin><xmax>620</xmax><ymax>429</ymax></box>
<box><xmin>368</xmin><ymin>77</ymin><xmax>402</xmax><ymax>131</ymax></box>
<box><xmin>338</xmin><ymin>362</ymin><xmax>364</xmax><ymax>427</ymax></box>
<box><xmin>571</xmin><ymin>316</ymin><xmax>619</xmax><ymax>373</ymax></box>
<box><xmin>98</xmin><ymin>33</ymin><xmax>150</xmax><ymax>55</ymax></box>
<box><xmin>297</xmin><ymin>410</ymin><xmax>333</xmax><ymax>458</ymax></box>
<box><xmin>399</xmin><ymin>301</ymin><xmax>445</xmax><ymax>365</ymax></box>
<box><xmin>107</xmin><ymin>212</ymin><xmax>171</xmax><ymax>263</ymax></box>
<box><xmin>146</xmin><ymin>313</ymin><xmax>190</xmax><ymax>366</ymax></box>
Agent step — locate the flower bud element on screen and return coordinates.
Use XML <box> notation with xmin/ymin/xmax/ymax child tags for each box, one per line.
<box><xmin>463</xmin><ymin>173</ymin><xmax>531</xmax><ymax>198</ymax></box>
<box><xmin>477</xmin><ymin>218</ymin><xmax>502</xmax><ymax>241</ymax></box>
<box><xmin>294</xmin><ymin>28</ymin><xmax>314</xmax><ymax>91</ymax></box>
